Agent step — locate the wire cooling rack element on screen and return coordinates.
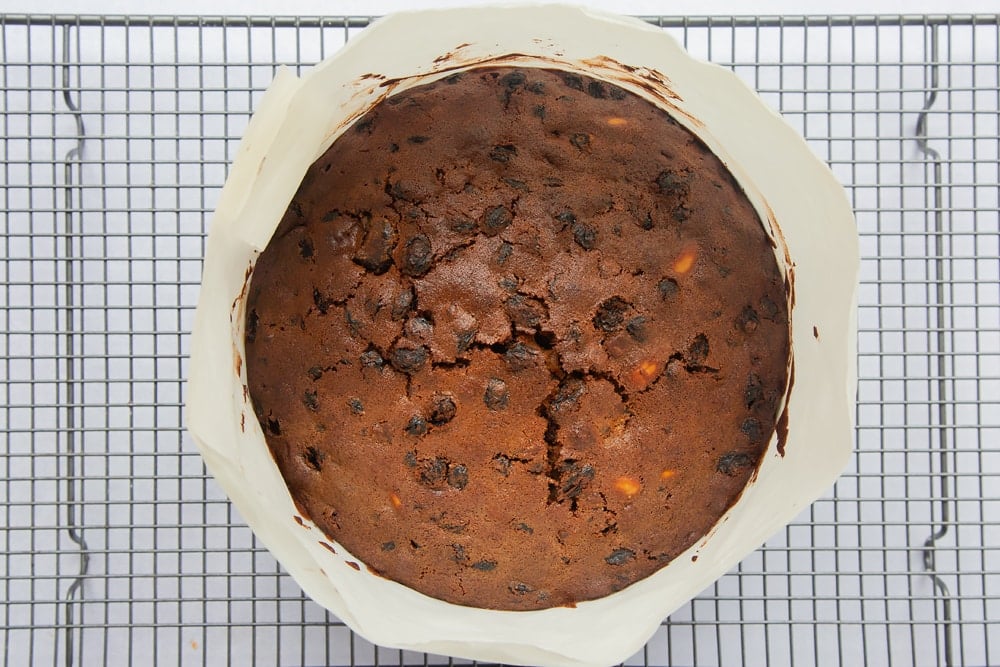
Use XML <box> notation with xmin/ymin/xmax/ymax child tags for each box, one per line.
<box><xmin>1</xmin><ymin>13</ymin><xmax>998</xmax><ymax>667</ymax></box>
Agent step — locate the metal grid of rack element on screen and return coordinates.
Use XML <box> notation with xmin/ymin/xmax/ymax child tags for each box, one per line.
<box><xmin>1</xmin><ymin>13</ymin><xmax>997</xmax><ymax>667</ymax></box>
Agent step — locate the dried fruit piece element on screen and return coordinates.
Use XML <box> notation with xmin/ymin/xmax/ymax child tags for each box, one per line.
<box><xmin>472</xmin><ymin>560</ymin><xmax>497</xmax><ymax>572</ymax></box>
<box><xmin>448</xmin><ymin>464</ymin><xmax>469</xmax><ymax>490</ymax></box>
<box><xmin>504</xmin><ymin>342</ymin><xmax>537</xmax><ymax>371</ymax></box>
<box><xmin>429</xmin><ymin>394</ymin><xmax>457</xmax><ymax>424</ymax></box>
<box><xmin>489</xmin><ymin>144</ymin><xmax>518</xmax><ymax>163</ymax></box>
<box><xmin>390</xmin><ymin>344</ymin><xmax>428</xmax><ymax>374</ymax></box>
<box><xmin>559</xmin><ymin>461</ymin><xmax>595</xmax><ymax>499</ymax></box>
<box><xmin>405</xmin><ymin>415</ymin><xmax>428</xmax><ymax>436</ymax></box>
<box><xmin>505</xmin><ymin>294</ymin><xmax>545</xmax><ymax>330</ymax></box>
<box><xmin>717</xmin><ymin>452</ymin><xmax>754</xmax><ymax>476</ymax></box>
<box><xmin>738</xmin><ymin>305</ymin><xmax>760</xmax><ymax>333</ymax></box>
<box><xmin>593</xmin><ymin>296</ymin><xmax>631</xmax><ymax>332</ymax></box>
<box><xmin>480</xmin><ymin>205</ymin><xmax>513</xmax><ymax>236</ymax></box>
<box><xmin>657</xmin><ymin>278</ymin><xmax>678</xmax><ymax>300</ymax></box>
<box><xmin>419</xmin><ymin>457</ymin><xmax>449</xmax><ymax>488</ymax></box>
<box><xmin>401</xmin><ymin>233</ymin><xmax>433</xmax><ymax>277</ymax></box>
<box><xmin>484</xmin><ymin>378</ymin><xmax>509</xmax><ymax>411</ymax></box>
<box><xmin>605</xmin><ymin>548</ymin><xmax>636</xmax><ymax>565</ymax></box>
<box><xmin>572</xmin><ymin>221</ymin><xmax>597</xmax><ymax>249</ymax></box>
<box><xmin>354</xmin><ymin>218</ymin><xmax>397</xmax><ymax>274</ymax></box>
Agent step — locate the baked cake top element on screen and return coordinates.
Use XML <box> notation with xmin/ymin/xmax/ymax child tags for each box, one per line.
<box><xmin>244</xmin><ymin>66</ymin><xmax>789</xmax><ymax>610</ymax></box>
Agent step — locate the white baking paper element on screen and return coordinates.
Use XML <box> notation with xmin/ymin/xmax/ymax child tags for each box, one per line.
<box><xmin>187</xmin><ymin>5</ymin><xmax>859</xmax><ymax>666</ymax></box>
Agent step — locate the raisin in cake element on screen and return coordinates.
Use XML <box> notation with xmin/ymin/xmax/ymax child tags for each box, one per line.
<box><xmin>244</xmin><ymin>66</ymin><xmax>790</xmax><ymax>610</ymax></box>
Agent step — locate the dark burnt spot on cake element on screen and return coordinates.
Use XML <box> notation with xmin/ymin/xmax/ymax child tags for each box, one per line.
<box><xmin>303</xmin><ymin>446</ymin><xmax>324</xmax><ymax>472</ymax></box>
<box><xmin>346</xmin><ymin>561</ymin><xmax>361</xmax><ymax>571</ymax></box>
<box><xmin>297</xmin><ymin>237</ymin><xmax>314</xmax><ymax>258</ymax></box>
<box><xmin>484</xmin><ymin>378</ymin><xmax>510</xmax><ymax>411</ymax></box>
<box><xmin>570</xmin><ymin>133</ymin><xmax>590</xmax><ymax>150</ymax></box>
<box><xmin>657</xmin><ymin>277</ymin><xmax>679</xmax><ymax>300</ymax></box>
<box><xmin>572</xmin><ymin>221</ymin><xmax>597</xmax><ymax>249</ymax></box>
<box><xmin>472</xmin><ymin>560</ymin><xmax>497</xmax><ymax>572</ymax></box>
<box><xmin>605</xmin><ymin>548</ymin><xmax>636</xmax><ymax>566</ymax></box>
<box><xmin>407</xmin><ymin>135</ymin><xmax>430</xmax><ymax>144</ymax></box>
<box><xmin>401</xmin><ymin>233</ymin><xmax>433</xmax><ymax>277</ymax></box>
<box><xmin>489</xmin><ymin>144</ymin><xmax>517</xmax><ymax>163</ymax></box>
<box><xmin>353</xmin><ymin>217</ymin><xmax>397</xmax><ymax>274</ymax></box>
<box><xmin>593</xmin><ymin>296</ymin><xmax>631</xmax><ymax>332</ymax></box>
<box><xmin>348</xmin><ymin>397</ymin><xmax>364</xmax><ymax>415</ymax></box>
<box><xmin>716</xmin><ymin>451</ymin><xmax>754</xmax><ymax>476</ymax></box>
<box><xmin>738</xmin><ymin>305</ymin><xmax>760</xmax><ymax>333</ymax></box>
<box><xmin>302</xmin><ymin>390</ymin><xmax>319</xmax><ymax>411</ymax></box>
<box><xmin>625</xmin><ymin>316</ymin><xmax>647</xmax><ymax>342</ymax></box>
<box><xmin>390</xmin><ymin>344</ymin><xmax>428</xmax><ymax>374</ymax></box>
<box><xmin>429</xmin><ymin>394</ymin><xmax>457</xmax><ymax>425</ymax></box>
<box><xmin>245</xmin><ymin>66</ymin><xmax>790</xmax><ymax>612</ymax></box>
<box><xmin>480</xmin><ymin>205</ymin><xmax>513</xmax><ymax>236</ymax></box>
<box><xmin>448</xmin><ymin>464</ymin><xmax>469</xmax><ymax>490</ymax></box>
<box><xmin>740</xmin><ymin>417</ymin><xmax>763</xmax><ymax>443</ymax></box>
<box><xmin>318</xmin><ymin>541</ymin><xmax>336</xmax><ymax>554</ymax></box>
<box><xmin>405</xmin><ymin>415</ymin><xmax>428</xmax><ymax>437</ymax></box>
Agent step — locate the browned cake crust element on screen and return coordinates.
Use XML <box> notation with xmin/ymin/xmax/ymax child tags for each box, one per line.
<box><xmin>244</xmin><ymin>67</ymin><xmax>789</xmax><ymax>610</ymax></box>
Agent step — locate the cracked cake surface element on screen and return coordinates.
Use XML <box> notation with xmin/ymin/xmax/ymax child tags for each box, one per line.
<box><xmin>244</xmin><ymin>66</ymin><xmax>790</xmax><ymax>610</ymax></box>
